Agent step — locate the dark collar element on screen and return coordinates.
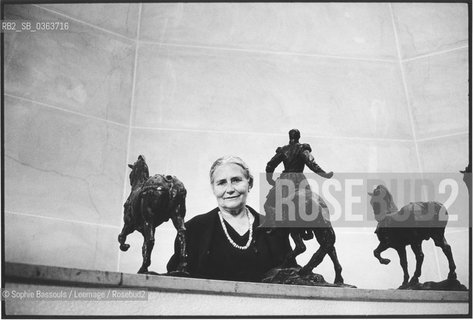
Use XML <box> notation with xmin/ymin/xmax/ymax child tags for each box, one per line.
<box><xmin>196</xmin><ymin>206</ymin><xmax>261</xmax><ymax>267</ymax></box>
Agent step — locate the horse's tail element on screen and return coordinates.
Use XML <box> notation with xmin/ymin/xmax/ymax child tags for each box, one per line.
<box><xmin>434</xmin><ymin>201</ymin><xmax>449</xmax><ymax>228</ymax></box>
<box><xmin>167</xmin><ymin>177</ymin><xmax>187</xmax><ymax>218</ymax></box>
<box><xmin>142</xmin><ymin>184</ymin><xmax>169</xmax><ymax>208</ymax></box>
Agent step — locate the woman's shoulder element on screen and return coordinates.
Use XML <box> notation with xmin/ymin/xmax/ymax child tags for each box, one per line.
<box><xmin>186</xmin><ymin>206</ymin><xmax>262</xmax><ymax>227</ymax></box>
<box><xmin>186</xmin><ymin>207</ymin><xmax>219</xmax><ymax>229</ymax></box>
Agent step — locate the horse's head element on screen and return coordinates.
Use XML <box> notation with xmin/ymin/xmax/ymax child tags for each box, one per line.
<box><xmin>128</xmin><ymin>155</ymin><xmax>150</xmax><ymax>187</ymax></box>
<box><xmin>368</xmin><ymin>185</ymin><xmax>398</xmax><ymax>222</ymax></box>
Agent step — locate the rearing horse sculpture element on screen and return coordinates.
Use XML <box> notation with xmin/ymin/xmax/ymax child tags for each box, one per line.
<box><xmin>264</xmin><ymin>129</ymin><xmax>344</xmax><ymax>284</ymax></box>
<box><xmin>264</xmin><ymin>185</ymin><xmax>344</xmax><ymax>284</ymax></box>
<box><xmin>118</xmin><ymin>155</ymin><xmax>188</xmax><ymax>274</ymax></box>
<box><xmin>368</xmin><ymin>184</ymin><xmax>457</xmax><ymax>288</ymax></box>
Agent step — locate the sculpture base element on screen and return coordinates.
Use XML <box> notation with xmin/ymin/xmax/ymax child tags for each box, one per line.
<box><xmin>167</xmin><ymin>270</ymin><xmax>191</xmax><ymax>277</ymax></box>
<box><xmin>261</xmin><ymin>266</ymin><xmax>356</xmax><ymax>288</ymax></box>
<box><xmin>399</xmin><ymin>278</ymin><xmax>467</xmax><ymax>291</ymax></box>
<box><xmin>138</xmin><ymin>271</ymin><xmax>160</xmax><ymax>275</ymax></box>
<box><xmin>136</xmin><ymin>270</ymin><xmax>190</xmax><ymax>277</ymax></box>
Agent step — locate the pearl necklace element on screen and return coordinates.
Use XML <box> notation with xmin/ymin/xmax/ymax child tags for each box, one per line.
<box><xmin>218</xmin><ymin>209</ymin><xmax>253</xmax><ymax>250</ymax></box>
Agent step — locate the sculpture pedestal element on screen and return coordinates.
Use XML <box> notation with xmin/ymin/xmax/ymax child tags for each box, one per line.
<box><xmin>400</xmin><ymin>278</ymin><xmax>467</xmax><ymax>291</ymax></box>
<box><xmin>262</xmin><ymin>266</ymin><xmax>356</xmax><ymax>288</ymax></box>
<box><xmin>4</xmin><ymin>262</ymin><xmax>469</xmax><ymax>316</ymax></box>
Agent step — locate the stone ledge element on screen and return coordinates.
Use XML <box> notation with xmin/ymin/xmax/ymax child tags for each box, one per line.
<box><xmin>5</xmin><ymin>262</ymin><xmax>469</xmax><ymax>303</ymax></box>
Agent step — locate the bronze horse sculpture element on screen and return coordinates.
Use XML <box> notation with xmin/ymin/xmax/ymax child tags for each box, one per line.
<box><xmin>263</xmin><ymin>129</ymin><xmax>344</xmax><ymax>285</ymax></box>
<box><xmin>118</xmin><ymin>155</ymin><xmax>188</xmax><ymax>274</ymax></box>
<box><xmin>264</xmin><ymin>184</ymin><xmax>344</xmax><ymax>284</ymax></box>
<box><xmin>368</xmin><ymin>185</ymin><xmax>457</xmax><ymax>288</ymax></box>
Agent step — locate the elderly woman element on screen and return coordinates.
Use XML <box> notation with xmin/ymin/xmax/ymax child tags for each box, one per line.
<box><xmin>167</xmin><ymin>156</ymin><xmax>294</xmax><ymax>282</ymax></box>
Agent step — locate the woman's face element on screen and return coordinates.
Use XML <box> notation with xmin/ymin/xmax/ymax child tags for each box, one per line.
<box><xmin>212</xmin><ymin>163</ymin><xmax>251</xmax><ymax>213</ymax></box>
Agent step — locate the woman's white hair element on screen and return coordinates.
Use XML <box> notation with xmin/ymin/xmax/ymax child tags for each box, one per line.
<box><xmin>209</xmin><ymin>155</ymin><xmax>254</xmax><ymax>188</ymax></box>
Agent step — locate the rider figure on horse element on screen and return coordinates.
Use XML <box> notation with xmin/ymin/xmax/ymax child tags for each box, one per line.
<box><xmin>264</xmin><ymin>129</ymin><xmax>334</xmax><ymax>238</ymax></box>
<box><xmin>263</xmin><ymin>130</ymin><xmax>345</xmax><ymax>283</ymax></box>
<box><xmin>265</xmin><ymin>129</ymin><xmax>333</xmax><ymax>185</ymax></box>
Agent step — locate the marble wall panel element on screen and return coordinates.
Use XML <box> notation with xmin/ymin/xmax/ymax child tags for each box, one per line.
<box><xmin>5</xmin><ymin>96</ymin><xmax>128</xmax><ymax>226</ymax></box>
<box><xmin>133</xmin><ymin>44</ymin><xmax>412</xmax><ymax>140</ymax></box>
<box><xmin>311</xmin><ymin>138</ymin><xmax>419</xmax><ymax>173</ymax></box>
<box><xmin>392</xmin><ymin>3</ymin><xmax>468</xmax><ymax>59</ymax></box>
<box><xmin>404</xmin><ymin>49</ymin><xmax>468</xmax><ymax>139</ymax></box>
<box><xmin>39</xmin><ymin>3</ymin><xmax>140</xmax><ymax>38</ymax></box>
<box><xmin>4</xmin><ymin>5</ymin><xmax>135</xmax><ymax>125</ymax></box>
<box><xmin>5</xmin><ymin>212</ymin><xmax>119</xmax><ymax>272</ymax></box>
<box><xmin>418</xmin><ymin>134</ymin><xmax>469</xmax><ymax>172</ymax></box>
<box><xmin>140</xmin><ymin>3</ymin><xmax>397</xmax><ymax>60</ymax></box>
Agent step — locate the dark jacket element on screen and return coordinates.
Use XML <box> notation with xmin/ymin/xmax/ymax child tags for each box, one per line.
<box><xmin>166</xmin><ymin>206</ymin><xmax>294</xmax><ymax>280</ymax></box>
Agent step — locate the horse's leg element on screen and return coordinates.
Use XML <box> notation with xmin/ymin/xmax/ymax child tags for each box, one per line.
<box><xmin>299</xmin><ymin>246</ymin><xmax>328</xmax><ymax>276</ymax></box>
<box><xmin>118</xmin><ymin>223</ymin><xmax>134</xmax><ymax>251</ymax></box>
<box><xmin>433</xmin><ymin>235</ymin><xmax>457</xmax><ymax>280</ymax></box>
<box><xmin>118</xmin><ymin>204</ymin><xmax>134</xmax><ymax>251</ymax></box>
<box><xmin>327</xmin><ymin>246</ymin><xmax>344</xmax><ymax>284</ymax></box>
<box><xmin>138</xmin><ymin>220</ymin><xmax>155</xmax><ymax>274</ymax></box>
<box><xmin>138</xmin><ymin>233</ymin><xmax>147</xmax><ymax>274</ymax></box>
<box><xmin>281</xmin><ymin>231</ymin><xmax>306</xmax><ymax>268</ymax></box>
<box><xmin>374</xmin><ymin>242</ymin><xmax>391</xmax><ymax>265</ymax></box>
<box><xmin>138</xmin><ymin>195</ymin><xmax>155</xmax><ymax>274</ymax></box>
<box><xmin>171</xmin><ymin>206</ymin><xmax>188</xmax><ymax>273</ymax></box>
<box><xmin>409</xmin><ymin>241</ymin><xmax>424</xmax><ymax>285</ymax></box>
<box><xmin>318</xmin><ymin>227</ymin><xmax>343</xmax><ymax>284</ymax></box>
<box><xmin>291</xmin><ymin>230</ymin><xmax>308</xmax><ymax>257</ymax></box>
<box><xmin>299</xmin><ymin>228</ymin><xmax>332</xmax><ymax>276</ymax></box>
<box><xmin>396</xmin><ymin>246</ymin><xmax>409</xmax><ymax>288</ymax></box>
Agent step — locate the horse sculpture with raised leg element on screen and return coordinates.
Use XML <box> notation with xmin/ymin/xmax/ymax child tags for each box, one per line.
<box><xmin>118</xmin><ymin>155</ymin><xmax>188</xmax><ymax>275</ymax></box>
<box><xmin>264</xmin><ymin>185</ymin><xmax>345</xmax><ymax>285</ymax></box>
<box><xmin>262</xmin><ymin>129</ymin><xmax>347</xmax><ymax>286</ymax></box>
<box><xmin>368</xmin><ymin>184</ymin><xmax>459</xmax><ymax>289</ymax></box>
